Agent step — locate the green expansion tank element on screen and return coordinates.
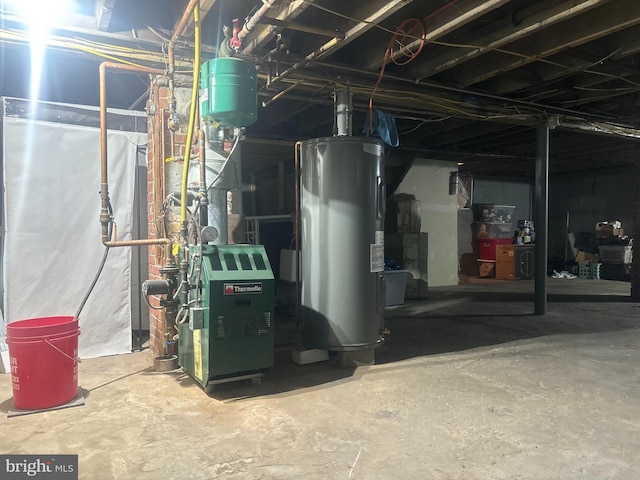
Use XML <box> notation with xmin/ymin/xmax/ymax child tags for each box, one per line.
<box><xmin>200</xmin><ymin>57</ymin><xmax>258</xmax><ymax>128</ymax></box>
<box><xmin>179</xmin><ymin>244</ymin><xmax>274</xmax><ymax>390</ymax></box>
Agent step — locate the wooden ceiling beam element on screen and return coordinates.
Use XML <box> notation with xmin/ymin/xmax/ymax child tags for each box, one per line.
<box><xmin>451</xmin><ymin>0</ymin><xmax>640</xmax><ymax>86</ymax></box>
<box><xmin>96</xmin><ymin>0</ymin><xmax>116</xmax><ymax>32</ymax></box>
<box><xmin>482</xmin><ymin>40</ymin><xmax>640</xmax><ymax>96</ymax></box>
<box><xmin>358</xmin><ymin>0</ymin><xmax>510</xmax><ymax>71</ymax></box>
<box><xmin>241</xmin><ymin>0</ymin><xmax>309</xmax><ymax>55</ymax></box>
<box><xmin>175</xmin><ymin>0</ymin><xmax>219</xmax><ymax>37</ymax></box>
<box><xmin>409</xmin><ymin>0</ymin><xmax>614</xmax><ymax>81</ymax></box>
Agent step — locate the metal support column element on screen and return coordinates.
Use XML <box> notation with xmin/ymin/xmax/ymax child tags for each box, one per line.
<box><xmin>631</xmin><ymin>153</ymin><xmax>640</xmax><ymax>299</ymax></box>
<box><xmin>535</xmin><ymin>125</ymin><xmax>549</xmax><ymax>315</ymax></box>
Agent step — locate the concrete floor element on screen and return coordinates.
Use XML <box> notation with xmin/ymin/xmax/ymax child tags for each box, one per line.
<box><xmin>1</xmin><ymin>278</ymin><xmax>640</xmax><ymax>479</ymax></box>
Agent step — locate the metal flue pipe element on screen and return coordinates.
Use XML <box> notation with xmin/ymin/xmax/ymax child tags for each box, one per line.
<box><xmin>99</xmin><ymin>61</ymin><xmax>171</xmax><ymax>249</ymax></box>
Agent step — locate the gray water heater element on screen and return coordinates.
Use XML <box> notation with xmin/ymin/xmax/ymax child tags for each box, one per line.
<box><xmin>300</xmin><ymin>136</ymin><xmax>385</xmax><ymax>351</ymax></box>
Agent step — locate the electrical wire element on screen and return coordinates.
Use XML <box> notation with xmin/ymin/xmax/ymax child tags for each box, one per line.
<box><xmin>143</xmin><ymin>293</ymin><xmax>166</xmax><ymax>311</ymax></box>
<box><xmin>0</xmin><ymin>28</ymin><xmax>193</xmax><ymax>69</ymax></box>
<box><xmin>74</xmin><ymin>201</ymin><xmax>114</xmax><ymax>320</ymax></box>
<box><xmin>147</xmin><ymin>27</ymin><xmax>171</xmax><ymax>43</ymax></box>
<box><xmin>302</xmin><ymin>1</ymin><xmax>422</xmax><ymax>40</ymax></box>
<box><xmin>298</xmin><ymin>0</ymin><xmax>640</xmax><ymax>104</ymax></box>
<box><xmin>369</xmin><ymin>18</ymin><xmax>426</xmax><ymax>133</ymax></box>
<box><xmin>420</xmin><ymin>39</ymin><xmax>640</xmax><ymax>89</ymax></box>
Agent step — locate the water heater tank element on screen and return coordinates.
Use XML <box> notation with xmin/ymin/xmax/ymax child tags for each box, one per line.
<box><xmin>300</xmin><ymin>137</ymin><xmax>386</xmax><ymax>351</ymax></box>
<box><xmin>200</xmin><ymin>57</ymin><xmax>257</xmax><ymax>128</ymax></box>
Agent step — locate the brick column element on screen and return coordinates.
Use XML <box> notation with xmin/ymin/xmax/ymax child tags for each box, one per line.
<box><xmin>146</xmin><ymin>83</ymin><xmax>191</xmax><ymax>355</ymax></box>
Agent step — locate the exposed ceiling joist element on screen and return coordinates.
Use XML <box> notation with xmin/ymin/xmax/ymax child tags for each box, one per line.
<box><xmin>176</xmin><ymin>0</ymin><xmax>219</xmax><ymax>37</ymax></box>
<box><xmin>257</xmin><ymin>17</ymin><xmax>342</xmax><ymax>38</ymax></box>
<box><xmin>318</xmin><ymin>0</ymin><xmax>415</xmax><ymax>57</ymax></box>
<box><xmin>360</xmin><ymin>0</ymin><xmax>511</xmax><ymax>71</ymax></box>
<box><xmin>483</xmin><ymin>46</ymin><xmax>640</xmax><ymax>96</ymax></box>
<box><xmin>3</xmin><ymin>0</ymin><xmax>639</xmax><ymax>177</ymax></box>
<box><xmin>452</xmin><ymin>0</ymin><xmax>640</xmax><ymax>87</ymax></box>
<box><xmin>463</xmin><ymin>130</ymin><xmax>538</xmax><ymax>152</ymax></box>
<box><xmin>419</xmin><ymin>122</ymin><xmax>520</xmax><ymax>148</ymax></box>
<box><xmin>551</xmin><ymin>135</ymin><xmax>632</xmax><ymax>155</ymax></box>
<box><xmin>410</xmin><ymin>0</ymin><xmax>613</xmax><ymax>81</ymax></box>
<box><xmin>241</xmin><ymin>0</ymin><xmax>309</xmax><ymax>55</ymax></box>
<box><xmin>258</xmin><ymin>101</ymin><xmax>317</xmax><ymax>131</ymax></box>
<box><xmin>555</xmin><ymin>118</ymin><xmax>640</xmax><ymax>140</ymax></box>
<box><xmin>96</xmin><ymin>0</ymin><xmax>116</xmax><ymax>31</ymax></box>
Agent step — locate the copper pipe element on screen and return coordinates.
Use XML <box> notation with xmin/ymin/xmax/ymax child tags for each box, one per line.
<box><xmin>161</xmin><ymin>108</ymin><xmax>167</xmax><ymax>161</ymax></box>
<box><xmin>161</xmin><ymin>108</ymin><xmax>168</xmax><ymax>201</ymax></box>
<box><xmin>168</xmin><ymin>0</ymin><xmax>199</xmax><ymax>75</ymax></box>
<box><xmin>99</xmin><ymin>61</ymin><xmax>168</xmax><ymax>248</ymax></box>
<box><xmin>198</xmin><ymin>129</ymin><xmax>206</xmax><ymax>192</ymax></box>
<box><xmin>262</xmin><ymin>79</ymin><xmax>304</xmax><ymax>107</ymax></box>
<box><xmin>104</xmin><ymin>238</ymin><xmax>172</xmax><ymax>248</ymax></box>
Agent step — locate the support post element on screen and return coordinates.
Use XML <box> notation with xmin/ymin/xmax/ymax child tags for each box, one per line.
<box><xmin>535</xmin><ymin>125</ymin><xmax>549</xmax><ymax>315</ymax></box>
<box><xmin>632</xmin><ymin>153</ymin><xmax>640</xmax><ymax>299</ymax></box>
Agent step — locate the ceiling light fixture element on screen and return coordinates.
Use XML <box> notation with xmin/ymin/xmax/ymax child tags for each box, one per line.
<box><xmin>2</xmin><ymin>0</ymin><xmax>78</xmax><ymax>100</ymax></box>
<box><xmin>2</xmin><ymin>0</ymin><xmax>76</xmax><ymax>20</ymax></box>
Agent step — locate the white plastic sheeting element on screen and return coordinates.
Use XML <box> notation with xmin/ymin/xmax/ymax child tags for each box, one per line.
<box><xmin>2</xmin><ymin>105</ymin><xmax>146</xmax><ymax>358</ymax></box>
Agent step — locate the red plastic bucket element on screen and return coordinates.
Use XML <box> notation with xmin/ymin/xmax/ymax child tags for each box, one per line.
<box><xmin>6</xmin><ymin>316</ymin><xmax>80</xmax><ymax>410</ymax></box>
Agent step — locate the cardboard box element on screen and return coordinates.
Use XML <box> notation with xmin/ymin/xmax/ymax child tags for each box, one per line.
<box><xmin>477</xmin><ymin>260</ymin><xmax>495</xmax><ymax>278</ymax></box>
<box><xmin>595</xmin><ymin>221</ymin><xmax>623</xmax><ymax>238</ymax></box>
<box><xmin>598</xmin><ymin>245</ymin><xmax>633</xmax><ymax>264</ymax></box>
<box><xmin>495</xmin><ymin>245</ymin><xmax>535</xmax><ymax>280</ymax></box>
<box><xmin>478</xmin><ymin>238</ymin><xmax>513</xmax><ymax>261</ymax></box>
<box><xmin>575</xmin><ymin>251</ymin><xmax>600</xmax><ymax>263</ymax></box>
